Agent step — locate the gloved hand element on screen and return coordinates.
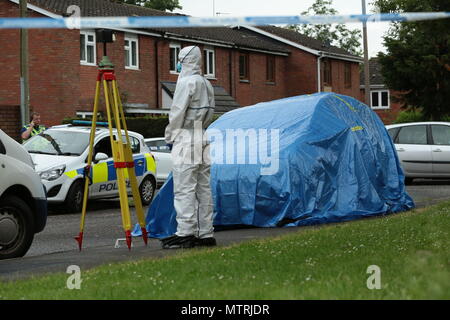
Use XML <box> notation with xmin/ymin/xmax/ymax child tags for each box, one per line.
<box><xmin>167</xmin><ymin>144</ymin><xmax>173</xmax><ymax>151</ymax></box>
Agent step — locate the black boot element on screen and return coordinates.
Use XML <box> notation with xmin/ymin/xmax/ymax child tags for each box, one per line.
<box><xmin>161</xmin><ymin>235</ymin><xmax>196</xmax><ymax>249</ymax></box>
<box><xmin>194</xmin><ymin>237</ymin><xmax>217</xmax><ymax>247</ymax></box>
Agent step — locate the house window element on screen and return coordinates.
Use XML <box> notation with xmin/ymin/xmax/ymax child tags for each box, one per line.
<box><xmin>80</xmin><ymin>31</ymin><xmax>96</xmax><ymax>65</ymax></box>
<box><xmin>344</xmin><ymin>63</ymin><xmax>352</xmax><ymax>88</ymax></box>
<box><xmin>125</xmin><ymin>34</ymin><xmax>139</xmax><ymax>69</ymax></box>
<box><xmin>239</xmin><ymin>52</ymin><xmax>249</xmax><ymax>81</ymax></box>
<box><xmin>322</xmin><ymin>59</ymin><xmax>332</xmax><ymax>86</ymax></box>
<box><xmin>203</xmin><ymin>48</ymin><xmax>215</xmax><ymax>77</ymax></box>
<box><xmin>266</xmin><ymin>55</ymin><xmax>275</xmax><ymax>83</ymax></box>
<box><xmin>371</xmin><ymin>90</ymin><xmax>390</xmax><ymax>109</ymax></box>
<box><xmin>170</xmin><ymin>43</ymin><xmax>181</xmax><ymax>73</ymax></box>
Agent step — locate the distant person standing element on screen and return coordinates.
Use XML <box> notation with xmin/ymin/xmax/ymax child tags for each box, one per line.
<box><xmin>20</xmin><ymin>112</ymin><xmax>46</xmax><ymax>143</ymax></box>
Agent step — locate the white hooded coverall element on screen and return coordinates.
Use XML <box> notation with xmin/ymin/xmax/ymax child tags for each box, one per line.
<box><xmin>165</xmin><ymin>46</ymin><xmax>216</xmax><ymax>239</ymax></box>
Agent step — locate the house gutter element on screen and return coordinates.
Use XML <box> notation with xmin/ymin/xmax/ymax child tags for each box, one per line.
<box><xmin>319</xmin><ymin>52</ymin><xmax>364</xmax><ymax>63</ymax></box>
<box><xmin>164</xmin><ymin>33</ymin><xmax>234</xmax><ymax>48</ymax></box>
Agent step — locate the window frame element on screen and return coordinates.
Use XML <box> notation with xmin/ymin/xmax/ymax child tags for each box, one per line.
<box><xmin>387</xmin><ymin>127</ymin><xmax>401</xmax><ymax>142</ymax></box>
<box><xmin>169</xmin><ymin>43</ymin><xmax>181</xmax><ymax>74</ymax></box>
<box><xmin>371</xmin><ymin>90</ymin><xmax>390</xmax><ymax>109</ymax></box>
<box><xmin>130</xmin><ymin>136</ymin><xmax>141</xmax><ymax>154</ymax></box>
<box><xmin>124</xmin><ymin>34</ymin><xmax>139</xmax><ymax>70</ymax></box>
<box><xmin>431</xmin><ymin>125</ymin><xmax>450</xmax><ymax>146</ymax></box>
<box><xmin>344</xmin><ymin>62</ymin><xmax>352</xmax><ymax>88</ymax></box>
<box><xmin>80</xmin><ymin>30</ymin><xmax>97</xmax><ymax>66</ymax></box>
<box><xmin>395</xmin><ymin>125</ymin><xmax>428</xmax><ymax>145</ymax></box>
<box><xmin>94</xmin><ymin>137</ymin><xmax>113</xmax><ymax>159</ymax></box>
<box><xmin>322</xmin><ymin>59</ymin><xmax>332</xmax><ymax>86</ymax></box>
<box><xmin>0</xmin><ymin>138</ymin><xmax>5</xmax><ymax>154</ymax></box>
<box><xmin>203</xmin><ymin>48</ymin><xmax>216</xmax><ymax>78</ymax></box>
<box><xmin>239</xmin><ymin>52</ymin><xmax>250</xmax><ymax>81</ymax></box>
<box><xmin>266</xmin><ymin>55</ymin><xmax>276</xmax><ymax>83</ymax></box>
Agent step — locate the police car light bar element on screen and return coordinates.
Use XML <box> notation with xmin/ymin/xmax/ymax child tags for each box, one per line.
<box><xmin>72</xmin><ymin>120</ymin><xmax>109</xmax><ymax>127</ymax></box>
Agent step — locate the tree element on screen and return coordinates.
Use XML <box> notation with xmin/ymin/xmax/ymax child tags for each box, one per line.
<box><xmin>286</xmin><ymin>0</ymin><xmax>362</xmax><ymax>56</ymax></box>
<box><xmin>115</xmin><ymin>0</ymin><xmax>182</xmax><ymax>12</ymax></box>
<box><xmin>373</xmin><ymin>0</ymin><xmax>450</xmax><ymax>120</ymax></box>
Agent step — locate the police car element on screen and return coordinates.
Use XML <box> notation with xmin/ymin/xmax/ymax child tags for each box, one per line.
<box><xmin>23</xmin><ymin>124</ymin><xmax>157</xmax><ymax>213</ymax></box>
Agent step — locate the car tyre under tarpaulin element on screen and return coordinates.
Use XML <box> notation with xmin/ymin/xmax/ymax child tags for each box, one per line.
<box><xmin>133</xmin><ymin>93</ymin><xmax>415</xmax><ymax>239</ymax></box>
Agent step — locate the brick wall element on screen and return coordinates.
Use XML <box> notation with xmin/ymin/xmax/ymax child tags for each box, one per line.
<box><xmin>0</xmin><ymin>0</ymin><xmax>363</xmax><ymax>126</ymax></box>
<box><xmin>0</xmin><ymin>105</ymin><xmax>21</xmax><ymax>141</ymax></box>
<box><xmin>232</xmin><ymin>51</ymin><xmax>288</xmax><ymax>107</ymax></box>
<box><xmin>285</xmin><ymin>50</ymin><xmax>318</xmax><ymax>96</ymax></box>
<box><xmin>0</xmin><ymin>0</ymin><xmax>81</xmax><ymax>127</ymax></box>
<box><xmin>359</xmin><ymin>89</ymin><xmax>403</xmax><ymax>125</ymax></box>
<box><xmin>321</xmin><ymin>58</ymin><xmax>361</xmax><ymax>98</ymax></box>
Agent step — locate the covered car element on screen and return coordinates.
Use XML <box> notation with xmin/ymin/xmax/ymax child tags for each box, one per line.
<box><xmin>135</xmin><ymin>93</ymin><xmax>414</xmax><ymax>238</ymax></box>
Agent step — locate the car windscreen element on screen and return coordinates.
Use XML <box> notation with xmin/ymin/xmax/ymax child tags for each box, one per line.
<box><xmin>24</xmin><ymin>130</ymin><xmax>90</xmax><ymax>156</ymax></box>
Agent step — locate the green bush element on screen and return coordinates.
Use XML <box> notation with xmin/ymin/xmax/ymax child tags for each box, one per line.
<box><xmin>127</xmin><ymin>116</ymin><xmax>169</xmax><ymax>138</ymax></box>
<box><xmin>393</xmin><ymin>110</ymin><xmax>425</xmax><ymax>124</ymax></box>
<box><xmin>394</xmin><ymin>109</ymin><xmax>450</xmax><ymax>124</ymax></box>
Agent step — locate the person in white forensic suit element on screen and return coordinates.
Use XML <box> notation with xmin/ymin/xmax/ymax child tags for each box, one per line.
<box><xmin>161</xmin><ymin>46</ymin><xmax>216</xmax><ymax>249</ymax></box>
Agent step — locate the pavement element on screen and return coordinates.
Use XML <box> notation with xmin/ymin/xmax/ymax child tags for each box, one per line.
<box><xmin>0</xmin><ymin>227</ymin><xmax>306</xmax><ymax>282</ymax></box>
<box><xmin>1</xmin><ymin>180</ymin><xmax>450</xmax><ymax>282</ymax></box>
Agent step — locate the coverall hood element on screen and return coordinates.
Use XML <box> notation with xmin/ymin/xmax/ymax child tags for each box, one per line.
<box><xmin>178</xmin><ymin>46</ymin><xmax>202</xmax><ymax>79</ymax></box>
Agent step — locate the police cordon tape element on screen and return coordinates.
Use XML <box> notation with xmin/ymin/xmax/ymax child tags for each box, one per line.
<box><xmin>0</xmin><ymin>12</ymin><xmax>449</xmax><ymax>29</ymax></box>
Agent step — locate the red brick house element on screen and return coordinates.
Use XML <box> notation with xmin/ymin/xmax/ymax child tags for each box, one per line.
<box><xmin>360</xmin><ymin>57</ymin><xmax>403</xmax><ymax>124</ymax></box>
<box><xmin>0</xmin><ymin>0</ymin><xmax>363</xmax><ymax>140</ymax></box>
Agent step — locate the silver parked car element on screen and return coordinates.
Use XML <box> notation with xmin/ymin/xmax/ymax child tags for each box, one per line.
<box><xmin>386</xmin><ymin>122</ymin><xmax>450</xmax><ymax>183</ymax></box>
<box><xmin>145</xmin><ymin>138</ymin><xmax>173</xmax><ymax>185</ymax></box>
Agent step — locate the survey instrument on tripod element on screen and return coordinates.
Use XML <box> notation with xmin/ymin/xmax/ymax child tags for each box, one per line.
<box><xmin>75</xmin><ymin>29</ymin><xmax>149</xmax><ymax>251</ymax></box>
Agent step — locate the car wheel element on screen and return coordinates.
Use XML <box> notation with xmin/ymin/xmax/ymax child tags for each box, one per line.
<box><xmin>0</xmin><ymin>195</ymin><xmax>35</xmax><ymax>260</ymax></box>
<box><xmin>65</xmin><ymin>180</ymin><xmax>85</xmax><ymax>213</ymax></box>
<box><xmin>139</xmin><ymin>175</ymin><xmax>156</xmax><ymax>206</ymax></box>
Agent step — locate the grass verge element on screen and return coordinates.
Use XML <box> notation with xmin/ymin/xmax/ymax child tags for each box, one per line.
<box><xmin>0</xmin><ymin>201</ymin><xmax>449</xmax><ymax>300</ymax></box>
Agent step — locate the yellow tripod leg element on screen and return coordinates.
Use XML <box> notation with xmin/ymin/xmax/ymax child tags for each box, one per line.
<box><xmin>104</xmin><ymin>79</ymin><xmax>134</xmax><ymax>249</ymax></box>
<box><xmin>75</xmin><ymin>79</ymin><xmax>101</xmax><ymax>251</ymax></box>
<box><xmin>112</xmin><ymin>80</ymin><xmax>148</xmax><ymax>244</ymax></box>
<box><xmin>124</xmin><ymin>145</ymin><xmax>148</xmax><ymax>244</ymax></box>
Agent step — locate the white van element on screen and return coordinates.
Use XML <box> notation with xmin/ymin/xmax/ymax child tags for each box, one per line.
<box><xmin>0</xmin><ymin>129</ymin><xmax>47</xmax><ymax>259</ymax></box>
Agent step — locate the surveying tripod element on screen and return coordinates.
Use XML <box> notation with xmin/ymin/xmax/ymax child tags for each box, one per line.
<box><xmin>74</xmin><ymin>55</ymin><xmax>148</xmax><ymax>251</ymax></box>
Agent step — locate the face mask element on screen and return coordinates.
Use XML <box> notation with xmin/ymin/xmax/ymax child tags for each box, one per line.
<box><xmin>176</xmin><ymin>46</ymin><xmax>197</xmax><ymax>74</ymax></box>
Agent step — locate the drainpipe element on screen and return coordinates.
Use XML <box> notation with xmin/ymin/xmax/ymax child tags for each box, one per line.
<box><xmin>362</xmin><ymin>0</ymin><xmax>371</xmax><ymax>105</ymax></box>
<box><xmin>229</xmin><ymin>48</ymin><xmax>233</xmax><ymax>97</ymax></box>
<box><xmin>317</xmin><ymin>52</ymin><xmax>324</xmax><ymax>93</ymax></box>
<box><xmin>154</xmin><ymin>38</ymin><xmax>160</xmax><ymax>108</ymax></box>
<box><xmin>20</xmin><ymin>0</ymin><xmax>29</xmax><ymax>127</ymax></box>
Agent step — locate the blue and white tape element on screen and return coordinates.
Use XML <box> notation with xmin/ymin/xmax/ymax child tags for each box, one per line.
<box><xmin>0</xmin><ymin>12</ymin><xmax>449</xmax><ymax>29</ymax></box>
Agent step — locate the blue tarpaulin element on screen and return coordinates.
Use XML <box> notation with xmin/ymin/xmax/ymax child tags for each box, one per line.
<box><xmin>133</xmin><ymin>93</ymin><xmax>414</xmax><ymax>238</ymax></box>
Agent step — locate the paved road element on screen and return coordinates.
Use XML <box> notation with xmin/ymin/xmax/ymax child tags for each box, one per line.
<box><xmin>1</xmin><ymin>180</ymin><xmax>450</xmax><ymax>281</ymax></box>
